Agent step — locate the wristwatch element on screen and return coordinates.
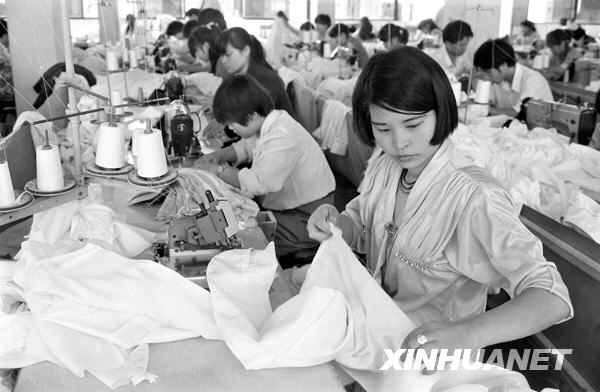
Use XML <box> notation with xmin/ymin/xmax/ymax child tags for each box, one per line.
<box><xmin>216</xmin><ymin>166</ymin><xmax>225</xmax><ymax>177</ymax></box>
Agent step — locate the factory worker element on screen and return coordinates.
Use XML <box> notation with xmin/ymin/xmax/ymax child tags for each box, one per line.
<box><xmin>314</xmin><ymin>14</ymin><xmax>332</xmax><ymax>42</ymax></box>
<box><xmin>540</xmin><ymin>29</ymin><xmax>583</xmax><ymax>82</ymax></box>
<box><xmin>196</xmin><ymin>27</ymin><xmax>294</xmax><ymax>164</ymax></box>
<box><xmin>328</xmin><ymin>23</ymin><xmax>370</xmax><ymax>69</ymax></box>
<box><xmin>513</xmin><ymin>20</ymin><xmax>541</xmax><ymax>47</ymax></box>
<box><xmin>182</xmin><ymin>25</ymin><xmax>224</xmax><ymax>75</ymax></box>
<box><xmin>474</xmin><ymin>39</ymin><xmax>553</xmax><ymax>117</ymax></box>
<box><xmin>201</xmin><ymin>74</ymin><xmax>335</xmax><ymax>267</ymax></box>
<box><xmin>307</xmin><ymin>47</ymin><xmax>572</xmax><ymax>354</ymax></box>
<box><xmin>425</xmin><ymin>20</ymin><xmax>473</xmax><ymax>82</ymax></box>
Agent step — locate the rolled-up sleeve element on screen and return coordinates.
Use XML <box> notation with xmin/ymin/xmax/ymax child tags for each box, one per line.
<box><xmin>237</xmin><ymin>134</ymin><xmax>298</xmax><ymax>198</ymax></box>
<box><xmin>340</xmin><ymin>196</ymin><xmax>365</xmax><ymax>253</ymax></box>
<box><xmin>231</xmin><ymin>137</ymin><xmax>257</xmax><ymax>165</ymax></box>
<box><xmin>452</xmin><ymin>185</ymin><xmax>573</xmax><ymax>323</ymax></box>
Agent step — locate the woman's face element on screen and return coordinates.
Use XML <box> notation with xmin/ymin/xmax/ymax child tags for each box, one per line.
<box><xmin>369</xmin><ymin>105</ymin><xmax>441</xmax><ymax>175</ymax></box>
<box><xmin>221</xmin><ymin>43</ymin><xmax>250</xmax><ymax>75</ymax></box>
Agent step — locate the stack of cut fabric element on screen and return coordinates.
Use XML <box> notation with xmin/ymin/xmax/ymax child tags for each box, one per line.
<box><xmin>451</xmin><ymin>120</ymin><xmax>600</xmax><ymax>243</ymax></box>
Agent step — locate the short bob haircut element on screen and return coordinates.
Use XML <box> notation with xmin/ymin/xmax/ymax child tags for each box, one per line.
<box><xmin>473</xmin><ymin>39</ymin><xmax>516</xmax><ymax>70</ymax></box>
<box><xmin>165</xmin><ymin>21</ymin><xmax>183</xmax><ymax>37</ymax></box>
<box><xmin>212</xmin><ymin>74</ymin><xmax>275</xmax><ymax>126</ymax></box>
<box><xmin>442</xmin><ymin>20</ymin><xmax>473</xmax><ymax>44</ymax></box>
<box><xmin>352</xmin><ymin>46</ymin><xmax>457</xmax><ymax>147</ymax></box>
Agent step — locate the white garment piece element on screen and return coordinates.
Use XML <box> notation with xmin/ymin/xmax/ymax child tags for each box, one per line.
<box><xmin>3</xmin><ymin>242</ymin><xmax>220</xmax><ymax>388</ymax></box>
<box><xmin>184</xmin><ymin>72</ymin><xmax>223</xmax><ymax>96</ymax></box>
<box><xmin>92</xmin><ymin>69</ymin><xmax>164</xmax><ymax>100</ymax></box>
<box><xmin>26</xmin><ymin>200</ymin><xmax>155</xmax><ymax>258</ymax></box>
<box><xmin>563</xmin><ymin>191</ymin><xmax>600</xmax><ymax>243</ymax></box>
<box><xmin>451</xmin><ymin>122</ymin><xmax>600</xmax><ymax>243</ymax></box>
<box><xmin>298</xmin><ymin>57</ymin><xmax>356</xmax><ymax>89</ymax></box>
<box><xmin>277</xmin><ymin>66</ymin><xmax>304</xmax><ymax>88</ymax></box>
<box><xmin>313</xmin><ymin>99</ymin><xmax>351</xmax><ymax>155</ymax></box>
<box><xmin>208</xmin><ymin>227</ymin><xmax>532</xmax><ymax>392</ymax></box>
<box><xmin>316</xmin><ymin>77</ymin><xmax>357</xmax><ymax>107</ymax></box>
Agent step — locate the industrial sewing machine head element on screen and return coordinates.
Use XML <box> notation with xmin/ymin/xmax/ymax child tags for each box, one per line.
<box><xmin>525</xmin><ymin>99</ymin><xmax>596</xmax><ymax>145</ymax></box>
<box><xmin>165</xmin><ymin>190</ymin><xmax>241</xmax><ymax>280</ymax></box>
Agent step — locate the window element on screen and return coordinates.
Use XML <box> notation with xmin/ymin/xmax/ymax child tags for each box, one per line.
<box><xmin>527</xmin><ymin>0</ymin><xmax>576</xmax><ymax>24</ymax></box>
<box><xmin>577</xmin><ymin>0</ymin><xmax>600</xmax><ymax>24</ymax></box>
<box><xmin>335</xmin><ymin>0</ymin><xmax>395</xmax><ymax>20</ymax></box>
<box><xmin>242</xmin><ymin>0</ymin><xmax>289</xmax><ymax>19</ymax></box>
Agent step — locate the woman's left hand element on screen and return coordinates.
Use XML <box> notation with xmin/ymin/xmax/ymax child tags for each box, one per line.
<box><xmin>402</xmin><ymin>321</ymin><xmax>478</xmax><ymax>375</ymax></box>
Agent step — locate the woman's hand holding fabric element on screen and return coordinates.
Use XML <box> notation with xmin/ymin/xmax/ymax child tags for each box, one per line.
<box><xmin>307</xmin><ymin>204</ymin><xmax>340</xmax><ymax>242</ymax></box>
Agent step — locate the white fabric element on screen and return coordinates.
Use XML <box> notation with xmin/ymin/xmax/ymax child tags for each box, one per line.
<box><xmin>26</xmin><ymin>200</ymin><xmax>155</xmax><ymax>259</ymax></box>
<box><xmin>237</xmin><ymin>110</ymin><xmax>335</xmax><ymax>210</ymax></box>
<box><xmin>208</xmin><ymin>227</ymin><xmax>532</xmax><ymax>392</ymax></box>
<box><xmin>316</xmin><ymin>77</ymin><xmax>357</xmax><ymax>107</ymax></box>
<box><xmin>277</xmin><ymin>66</ymin><xmax>304</xmax><ymax>88</ymax></box>
<box><xmin>313</xmin><ymin>99</ymin><xmax>351</xmax><ymax>155</ymax></box>
<box><xmin>92</xmin><ymin>69</ymin><xmax>164</xmax><ymax>99</ymax></box>
<box><xmin>2</xmin><ymin>242</ymin><xmax>221</xmax><ymax>388</ymax></box>
<box><xmin>184</xmin><ymin>72</ymin><xmax>223</xmax><ymax>96</ymax></box>
<box><xmin>296</xmin><ymin>57</ymin><xmax>356</xmax><ymax>89</ymax></box>
<box><xmin>425</xmin><ymin>45</ymin><xmax>472</xmax><ymax>78</ymax></box>
<box><xmin>451</xmin><ymin>121</ymin><xmax>600</xmax><ymax>243</ymax></box>
<box><xmin>2</xmin><ymin>227</ymin><xmax>532</xmax><ymax>391</ymax></box>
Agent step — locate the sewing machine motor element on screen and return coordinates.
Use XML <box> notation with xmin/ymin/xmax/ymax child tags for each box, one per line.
<box><xmin>525</xmin><ymin>99</ymin><xmax>596</xmax><ymax>145</ymax></box>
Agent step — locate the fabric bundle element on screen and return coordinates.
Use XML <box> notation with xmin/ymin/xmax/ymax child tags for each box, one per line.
<box><xmin>157</xmin><ymin>168</ymin><xmax>260</xmax><ymax>228</ymax></box>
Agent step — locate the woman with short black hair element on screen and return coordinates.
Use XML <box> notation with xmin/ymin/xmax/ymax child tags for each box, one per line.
<box><xmin>307</xmin><ymin>47</ymin><xmax>572</xmax><ymax>356</ymax></box>
<box><xmin>203</xmin><ymin>74</ymin><xmax>335</xmax><ymax>266</ymax></box>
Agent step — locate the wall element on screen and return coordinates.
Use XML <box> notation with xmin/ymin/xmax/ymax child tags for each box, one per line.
<box><xmin>6</xmin><ymin>0</ymin><xmax>66</xmax><ymax>114</ymax></box>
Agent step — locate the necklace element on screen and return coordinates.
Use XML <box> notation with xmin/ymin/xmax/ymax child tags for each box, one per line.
<box><xmin>399</xmin><ymin>168</ymin><xmax>416</xmax><ymax>193</ymax></box>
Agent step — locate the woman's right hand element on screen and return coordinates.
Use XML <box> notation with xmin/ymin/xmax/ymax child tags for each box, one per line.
<box><xmin>307</xmin><ymin>204</ymin><xmax>340</xmax><ymax>243</ymax></box>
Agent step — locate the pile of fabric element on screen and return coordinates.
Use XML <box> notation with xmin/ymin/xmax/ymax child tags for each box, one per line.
<box><xmin>451</xmin><ymin>120</ymin><xmax>600</xmax><ymax>243</ymax></box>
<box><xmin>0</xmin><ymin>223</ymin><xmax>534</xmax><ymax>391</ymax></box>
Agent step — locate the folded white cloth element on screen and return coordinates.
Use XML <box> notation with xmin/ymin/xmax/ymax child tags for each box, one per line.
<box><xmin>313</xmin><ymin>99</ymin><xmax>351</xmax><ymax>156</ymax></box>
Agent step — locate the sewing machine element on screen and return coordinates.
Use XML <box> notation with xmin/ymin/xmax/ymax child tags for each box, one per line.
<box><xmin>164</xmin><ymin>190</ymin><xmax>241</xmax><ymax>281</ymax></box>
<box><xmin>525</xmin><ymin>99</ymin><xmax>596</xmax><ymax>145</ymax></box>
